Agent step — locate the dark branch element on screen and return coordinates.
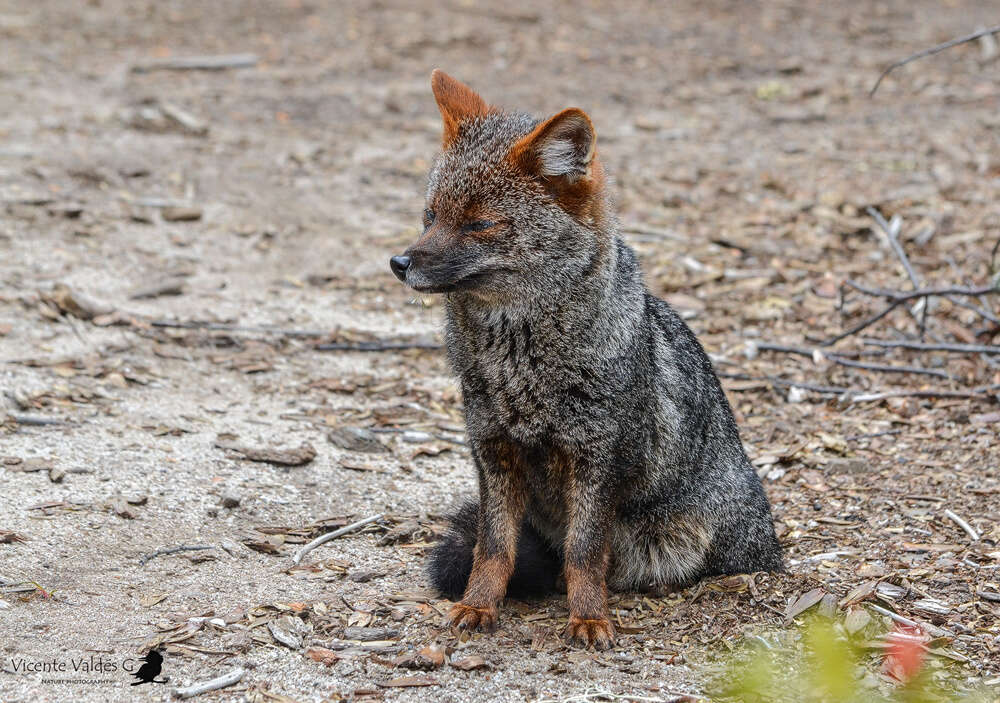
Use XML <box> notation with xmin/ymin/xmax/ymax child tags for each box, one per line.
<box><xmin>820</xmin><ymin>298</ymin><xmax>905</xmax><ymax>347</ymax></box>
<box><xmin>867</xmin><ymin>207</ymin><xmax>921</xmax><ymax>289</ymax></box>
<box><xmin>863</xmin><ymin>339</ymin><xmax>1000</xmax><ymax>355</ymax></box>
<box><xmin>871</xmin><ymin>24</ymin><xmax>1000</xmax><ymax>96</ymax></box>
<box><xmin>315</xmin><ymin>341</ymin><xmax>442</xmax><ymax>352</ymax></box>
<box><xmin>139</xmin><ymin>545</ymin><xmax>213</xmax><ymax>566</ymax></box>
<box><xmin>844</xmin><ymin>280</ymin><xmax>998</xmax><ymax>304</ymax></box>
<box><xmin>825</xmin><ymin>355</ymin><xmax>952</xmax><ymax>380</ymax></box>
<box><xmin>753</xmin><ymin>342</ymin><xmax>951</xmax><ymax>378</ymax></box>
<box><xmin>150</xmin><ymin>320</ymin><xmax>330</xmax><ymax>337</ymax></box>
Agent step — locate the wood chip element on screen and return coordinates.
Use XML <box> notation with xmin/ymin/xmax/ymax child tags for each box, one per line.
<box><xmin>377</xmin><ymin>676</ymin><xmax>437</xmax><ymax>688</ymax></box>
<box><xmin>161</xmin><ymin>206</ymin><xmax>203</xmax><ymax>222</ymax></box>
<box><xmin>785</xmin><ymin>587</ymin><xmax>826</xmax><ymax>621</ymax></box>
<box><xmin>305</xmin><ymin>646</ymin><xmax>340</xmax><ymax>665</ymax></box>
<box><xmin>394</xmin><ymin>645</ymin><xmax>445</xmax><ymax>670</ymax></box>
<box><xmin>0</xmin><ymin>530</ymin><xmax>27</xmax><ymax>544</ymax></box>
<box><xmin>215</xmin><ymin>439</ymin><xmax>316</xmax><ymax>466</ymax></box>
<box><xmin>450</xmin><ymin>655</ymin><xmax>490</xmax><ymax>671</ymax></box>
<box><xmin>343</xmin><ymin>627</ymin><xmax>399</xmax><ymax>642</ymax></box>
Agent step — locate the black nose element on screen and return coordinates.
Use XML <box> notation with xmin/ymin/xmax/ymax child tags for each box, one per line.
<box><xmin>389</xmin><ymin>255</ymin><xmax>411</xmax><ymax>282</ymax></box>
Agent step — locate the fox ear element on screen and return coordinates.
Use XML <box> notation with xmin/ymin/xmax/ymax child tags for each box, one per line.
<box><xmin>511</xmin><ymin>108</ymin><xmax>596</xmax><ymax>182</ymax></box>
<box><xmin>431</xmin><ymin>69</ymin><xmax>490</xmax><ymax>148</ymax></box>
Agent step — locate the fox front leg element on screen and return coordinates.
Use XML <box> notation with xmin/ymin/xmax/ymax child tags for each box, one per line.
<box><xmin>449</xmin><ymin>442</ymin><xmax>527</xmax><ymax>633</ymax></box>
<box><xmin>563</xmin><ymin>475</ymin><xmax>615</xmax><ymax>650</ymax></box>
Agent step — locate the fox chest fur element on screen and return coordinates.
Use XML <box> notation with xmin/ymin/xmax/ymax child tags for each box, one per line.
<box><xmin>443</xmin><ymin>266</ymin><xmax>681</xmax><ymax>540</ymax></box>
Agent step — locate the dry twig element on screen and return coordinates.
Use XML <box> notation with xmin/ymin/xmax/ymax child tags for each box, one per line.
<box><xmin>149</xmin><ymin>319</ymin><xmax>442</xmax><ymax>351</ymax></box>
<box><xmin>820</xmin><ymin>299</ymin><xmax>906</xmax><ymax>347</ymax></box>
<box><xmin>821</xmin><ymin>278</ymin><xmax>996</xmax><ymax>348</ymax></box>
<box><xmin>944</xmin><ymin>509</ymin><xmax>980</xmax><ymax>542</ymax></box>
<box><xmin>753</xmin><ymin>343</ymin><xmax>952</xmax><ymax>379</ymax></box>
<box><xmin>720</xmin><ymin>371</ymin><xmax>1000</xmax><ymax>403</ymax></box>
<box><xmin>315</xmin><ymin>340</ymin><xmax>441</xmax><ymax>352</ymax></box>
<box><xmin>173</xmin><ymin>667</ymin><xmax>245</xmax><ymax>699</ymax></box>
<box><xmin>848</xmin><ymin>385</ymin><xmax>1000</xmax><ymax>403</ymax></box>
<box><xmin>150</xmin><ymin>320</ymin><xmax>330</xmax><ymax>337</ymax></box>
<box><xmin>532</xmin><ymin>688</ymin><xmax>696</xmax><ymax>703</ymax></box>
<box><xmin>871</xmin><ymin>24</ymin><xmax>1000</xmax><ymax>96</ymax></box>
<box><xmin>292</xmin><ymin>514</ymin><xmax>384</xmax><ymax>565</ymax></box>
<box><xmin>862</xmin><ymin>339</ymin><xmax>1000</xmax><ymax>355</ymax></box>
<box><xmin>7</xmin><ymin>414</ymin><xmax>70</xmax><ymax>427</ymax></box>
<box><xmin>132</xmin><ymin>53</ymin><xmax>258</xmax><ymax>73</ymax></box>
<box><xmin>140</xmin><ymin>545</ymin><xmax>214</xmax><ymax>566</ymax></box>
<box><xmin>822</xmin><ymin>355</ymin><xmax>952</xmax><ymax>380</ymax></box>
<box><xmin>843</xmin><ymin>280</ymin><xmax>998</xmax><ymax>305</ymax></box>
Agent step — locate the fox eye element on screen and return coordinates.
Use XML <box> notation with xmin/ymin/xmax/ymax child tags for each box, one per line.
<box><xmin>462</xmin><ymin>220</ymin><xmax>495</xmax><ymax>233</ymax></box>
<box><xmin>423</xmin><ymin>209</ymin><xmax>435</xmax><ymax>228</ymax></box>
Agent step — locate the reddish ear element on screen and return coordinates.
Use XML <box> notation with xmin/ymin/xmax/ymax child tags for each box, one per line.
<box><xmin>431</xmin><ymin>69</ymin><xmax>490</xmax><ymax>148</ymax></box>
<box><xmin>510</xmin><ymin>108</ymin><xmax>596</xmax><ymax>182</ymax></box>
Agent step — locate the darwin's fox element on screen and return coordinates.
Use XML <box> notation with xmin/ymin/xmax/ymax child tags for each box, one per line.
<box><xmin>390</xmin><ymin>71</ymin><xmax>783</xmax><ymax>649</ymax></box>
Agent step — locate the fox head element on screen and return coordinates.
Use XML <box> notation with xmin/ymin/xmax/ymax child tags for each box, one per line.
<box><xmin>390</xmin><ymin>70</ymin><xmax>610</xmax><ymax>302</ymax></box>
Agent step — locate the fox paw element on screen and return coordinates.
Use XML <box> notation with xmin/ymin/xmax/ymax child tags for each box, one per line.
<box><xmin>448</xmin><ymin>603</ymin><xmax>498</xmax><ymax>633</ymax></box>
<box><xmin>565</xmin><ymin>615</ymin><xmax>615</xmax><ymax>650</ymax></box>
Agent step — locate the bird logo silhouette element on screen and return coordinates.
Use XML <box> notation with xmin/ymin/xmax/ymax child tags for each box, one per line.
<box><xmin>131</xmin><ymin>649</ymin><xmax>167</xmax><ymax>685</ymax></box>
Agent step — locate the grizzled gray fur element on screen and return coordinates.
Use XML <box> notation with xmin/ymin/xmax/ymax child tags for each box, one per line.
<box><xmin>390</xmin><ymin>71</ymin><xmax>782</xmax><ymax>648</ymax></box>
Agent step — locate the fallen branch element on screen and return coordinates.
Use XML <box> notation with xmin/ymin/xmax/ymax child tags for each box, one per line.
<box><xmin>945</xmin><ymin>294</ymin><xmax>1000</xmax><ymax>326</ymax></box>
<box><xmin>825</xmin><ymin>355</ymin><xmax>952</xmax><ymax>379</ymax></box>
<box><xmin>845</xmin><ymin>429</ymin><xmax>902</xmax><ymax>442</ymax></box>
<box><xmin>753</xmin><ymin>342</ymin><xmax>879</xmax><ymax>359</ymax></box>
<box><xmin>150</xmin><ymin>320</ymin><xmax>330</xmax><ymax>337</ymax></box>
<box><xmin>844</xmin><ymin>280</ymin><xmax>998</xmax><ymax>305</ymax></box>
<box><xmin>820</xmin><ymin>279</ymin><xmax>998</xmax><ymax>347</ymax></box>
<box><xmin>867</xmin><ymin>604</ymin><xmax>930</xmax><ymax>631</ymax></box>
<box><xmin>866</xmin><ymin>207</ymin><xmax>931</xmax><ymax>335</ymax></box>
<box><xmin>148</xmin><ymin>319</ymin><xmax>442</xmax><ymax>351</ymax></box>
<box><xmin>848</xmin><ymin>385</ymin><xmax>1000</xmax><ymax>403</ymax></box>
<box><xmin>868</xmin><ymin>208</ymin><xmax>920</xmax><ymax>288</ymax></box>
<box><xmin>132</xmin><ymin>53</ymin><xmax>258</xmax><ymax>73</ymax></box>
<box><xmin>292</xmin><ymin>514</ymin><xmax>383</xmax><ymax>565</ymax></box>
<box><xmin>944</xmin><ymin>509</ymin><xmax>980</xmax><ymax>542</ymax></box>
<box><xmin>871</xmin><ymin>24</ymin><xmax>1000</xmax><ymax>96</ymax></box>
<box><xmin>943</xmin><ymin>257</ymin><xmax>1000</xmax><ymax>326</ymax></box>
<box><xmin>820</xmin><ymin>298</ymin><xmax>905</xmax><ymax>347</ymax></box>
<box><xmin>753</xmin><ymin>343</ymin><xmax>951</xmax><ymax>379</ymax></box>
<box><xmin>315</xmin><ymin>341</ymin><xmax>442</xmax><ymax>352</ymax></box>
<box><xmin>863</xmin><ymin>339</ymin><xmax>1000</xmax><ymax>355</ymax></box>
<box><xmin>140</xmin><ymin>545</ymin><xmax>214</xmax><ymax>566</ymax></box>
<box><xmin>173</xmin><ymin>666</ymin><xmax>245</xmax><ymax>699</ymax></box>
<box><xmin>532</xmin><ymin>688</ymin><xmax>694</xmax><ymax>703</ymax></box>
<box><xmin>7</xmin><ymin>414</ymin><xmax>70</xmax><ymax>427</ymax></box>
<box><xmin>718</xmin><ymin>372</ymin><xmax>848</xmax><ymax>396</ymax></box>
<box><xmin>719</xmin><ymin>372</ymin><xmax>1000</xmax><ymax>403</ymax></box>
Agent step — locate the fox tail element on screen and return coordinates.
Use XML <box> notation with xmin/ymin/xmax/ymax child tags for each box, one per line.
<box><xmin>427</xmin><ymin>499</ymin><xmax>562</xmax><ymax>599</ymax></box>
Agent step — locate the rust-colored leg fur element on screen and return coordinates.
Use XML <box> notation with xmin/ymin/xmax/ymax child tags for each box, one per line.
<box><xmin>448</xmin><ymin>442</ymin><xmax>527</xmax><ymax>632</ymax></box>
<box><xmin>449</xmin><ymin>552</ymin><xmax>512</xmax><ymax>632</ymax></box>
<box><xmin>564</xmin><ymin>553</ymin><xmax>614</xmax><ymax>649</ymax></box>
<box><xmin>562</xmin><ymin>471</ymin><xmax>615</xmax><ymax>649</ymax></box>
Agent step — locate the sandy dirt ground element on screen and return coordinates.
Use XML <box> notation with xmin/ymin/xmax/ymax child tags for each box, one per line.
<box><xmin>1</xmin><ymin>1</ymin><xmax>999</xmax><ymax>701</ymax></box>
